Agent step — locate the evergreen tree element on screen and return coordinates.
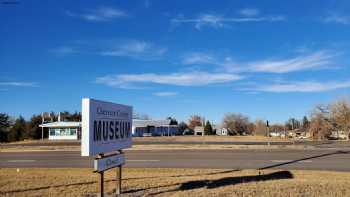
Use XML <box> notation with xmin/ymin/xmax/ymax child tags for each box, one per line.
<box><xmin>178</xmin><ymin>121</ymin><xmax>188</xmax><ymax>133</ymax></box>
<box><xmin>27</xmin><ymin>114</ymin><xmax>44</xmax><ymax>139</ymax></box>
<box><xmin>302</xmin><ymin>116</ymin><xmax>310</xmax><ymax>130</ymax></box>
<box><xmin>0</xmin><ymin>113</ymin><xmax>10</xmax><ymax>142</ymax></box>
<box><xmin>167</xmin><ymin>117</ymin><xmax>178</xmax><ymax>125</ymax></box>
<box><xmin>204</xmin><ymin>120</ymin><xmax>213</xmax><ymax>135</ymax></box>
<box><xmin>8</xmin><ymin>116</ymin><xmax>26</xmax><ymax>142</ymax></box>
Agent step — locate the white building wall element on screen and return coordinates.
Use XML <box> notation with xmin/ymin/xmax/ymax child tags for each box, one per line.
<box><xmin>49</xmin><ymin>135</ymin><xmax>78</xmax><ymax>140</ymax></box>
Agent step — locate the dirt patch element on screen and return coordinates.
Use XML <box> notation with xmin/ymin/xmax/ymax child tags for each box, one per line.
<box><xmin>1</xmin><ymin>168</ymin><xmax>349</xmax><ymax>197</ymax></box>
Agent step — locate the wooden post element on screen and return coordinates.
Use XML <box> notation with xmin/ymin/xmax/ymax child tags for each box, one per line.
<box><xmin>116</xmin><ymin>150</ymin><xmax>122</xmax><ymax>195</ymax></box>
<box><xmin>116</xmin><ymin>165</ymin><xmax>122</xmax><ymax>195</ymax></box>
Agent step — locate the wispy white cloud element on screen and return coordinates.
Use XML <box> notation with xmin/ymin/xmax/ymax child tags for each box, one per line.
<box><xmin>249</xmin><ymin>80</ymin><xmax>350</xmax><ymax>93</ymax></box>
<box><xmin>51</xmin><ymin>46</ymin><xmax>77</xmax><ymax>56</ymax></box>
<box><xmin>183</xmin><ymin>50</ymin><xmax>336</xmax><ymax>74</ymax></box>
<box><xmin>239</xmin><ymin>8</ymin><xmax>259</xmax><ymax>17</ymax></box>
<box><xmin>171</xmin><ymin>13</ymin><xmax>285</xmax><ymax>30</ymax></box>
<box><xmin>246</xmin><ymin>50</ymin><xmax>335</xmax><ymax>73</ymax></box>
<box><xmin>323</xmin><ymin>15</ymin><xmax>350</xmax><ymax>25</ymax></box>
<box><xmin>182</xmin><ymin>52</ymin><xmax>215</xmax><ymax>65</ymax></box>
<box><xmin>52</xmin><ymin>39</ymin><xmax>167</xmax><ymax>60</ymax></box>
<box><xmin>153</xmin><ymin>91</ymin><xmax>178</xmax><ymax>97</ymax></box>
<box><xmin>0</xmin><ymin>81</ymin><xmax>38</xmax><ymax>87</ymax></box>
<box><xmin>100</xmin><ymin>40</ymin><xmax>167</xmax><ymax>60</ymax></box>
<box><xmin>67</xmin><ymin>6</ymin><xmax>126</xmax><ymax>22</ymax></box>
<box><xmin>96</xmin><ymin>71</ymin><xmax>243</xmax><ymax>88</ymax></box>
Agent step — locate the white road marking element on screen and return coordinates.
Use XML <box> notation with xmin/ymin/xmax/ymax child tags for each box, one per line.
<box><xmin>7</xmin><ymin>160</ymin><xmax>36</xmax><ymax>163</ymax></box>
<box><xmin>271</xmin><ymin>160</ymin><xmax>312</xmax><ymax>163</ymax></box>
<box><xmin>127</xmin><ymin>160</ymin><xmax>160</xmax><ymax>162</ymax></box>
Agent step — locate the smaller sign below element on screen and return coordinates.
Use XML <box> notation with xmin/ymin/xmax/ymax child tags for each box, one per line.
<box><xmin>94</xmin><ymin>154</ymin><xmax>125</xmax><ymax>172</ymax></box>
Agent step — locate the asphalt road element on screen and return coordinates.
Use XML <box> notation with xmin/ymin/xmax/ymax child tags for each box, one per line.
<box><xmin>1</xmin><ymin>149</ymin><xmax>350</xmax><ymax>171</ymax></box>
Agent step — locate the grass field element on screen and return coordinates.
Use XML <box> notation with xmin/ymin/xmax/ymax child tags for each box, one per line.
<box><xmin>1</xmin><ymin>168</ymin><xmax>350</xmax><ymax>197</ymax></box>
<box><xmin>1</xmin><ymin>136</ymin><xmax>304</xmax><ymax>153</ymax></box>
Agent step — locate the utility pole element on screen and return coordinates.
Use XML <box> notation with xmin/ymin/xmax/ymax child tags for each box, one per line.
<box><xmin>266</xmin><ymin>120</ymin><xmax>270</xmax><ymax>137</ymax></box>
<box><xmin>41</xmin><ymin>112</ymin><xmax>44</xmax><ymax>140</ymax></box>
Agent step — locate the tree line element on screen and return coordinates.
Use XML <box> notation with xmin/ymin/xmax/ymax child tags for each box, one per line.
<box><xmin>1</xmin><ymin>98</ymin><xmax>349</xmax><ymax>142</ymax></box>
<box><xmin>177</xmin><ymin>98</ymin><xmax>350</xmax><ymax>140</ymax></box>
<box><xmin>0</xmin><ymin>111</ymin><xmax>81</xmax><ymax>142</ymax></box>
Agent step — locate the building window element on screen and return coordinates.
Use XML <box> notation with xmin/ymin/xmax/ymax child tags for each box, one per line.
<box><xmin>60</xmin><ymin>128</ymin><xmax>66</xmax><ymax>136</ymax></box>
<box><xmin>55</xmin><ymin>129</ymin><xmax>60</xmax><ymax>136</ymax></box>
<box><xmin>49</xmin><ymin>128</ymin><xmax>55</xmax><ymax>136</ymax></box>
<box><xmin>70</xmin><ymin>128</ymin><xmax>77</xmax><ymax>136</ymax></box>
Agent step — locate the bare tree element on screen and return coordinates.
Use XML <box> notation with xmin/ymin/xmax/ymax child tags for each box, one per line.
<box><xmin>254</xmin><ymin>119</ymin><xmax>266</xmax><ymax>136</ymax></box>
<box><xmin>329</xmin><ymin>99</ymin><xmax>350</xmax><ymax>137</ymax></box>
<box><xmin>309</xmin><ymin>104</ymin><xmax>333</xmax><ymax>140</ymax></box>
<box><xmin>188</xmin><ymin>115</ymin><xmax>203</xmax><ymax>130</ymax></box>
<box><xmin>222</xmin><ymin>113</ymin><xmax>250</xmax><ymax>135</ymax></box>
<box><xmin>270</xmin><ymin>124</ymin><xmax>285</xmax><ymax>132</ymax></box>
<box><xmin>302</xmin><ymin>116</ymin><xmax>310</xmax><ymax>130</ymax></box>
<box><xmin>285</xmin><ymin>118</ymin><xmax>301</xmax><ymax>130</ymax></box>
<box><xmin>246</xmin><ymin>122</ymin><xmax>255</xmax><ymax>135</ymax></box>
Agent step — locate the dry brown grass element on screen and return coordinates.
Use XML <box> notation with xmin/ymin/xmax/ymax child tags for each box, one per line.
<box><xmin>0</xmin><ymin>136</ymin><xmax>304</xmax><ymax>153</ymax></box>
<box><xmin>1</xmin><ymin>168</ymin><xmax>350</xmax><ymax>197</ymax></box>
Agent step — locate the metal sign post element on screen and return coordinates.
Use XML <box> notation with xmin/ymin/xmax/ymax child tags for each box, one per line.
<box><xmin>98</xmin><ymin>171</ymin><xmax>104</xmax><ymax>197</ymax></box>
<box><xmin>96</xmin><ymin>153</ymin><xmax>104</xmax><ymax>197</ymax></box>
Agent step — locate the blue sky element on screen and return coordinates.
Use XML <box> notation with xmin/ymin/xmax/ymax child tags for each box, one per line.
<box><xmin>1</xmin><ymin>0</ymin><xmax>350</xmax><ymax>124</ymax></box>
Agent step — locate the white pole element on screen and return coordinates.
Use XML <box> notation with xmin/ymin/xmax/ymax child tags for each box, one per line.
<box><xmin>41</xmin><ymin>112</ymin><xmax>44</xmax><ymax>140</ymax></box>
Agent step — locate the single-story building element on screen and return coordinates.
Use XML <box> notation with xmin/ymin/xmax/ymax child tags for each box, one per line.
<box><xmin>39</xmin><ymin>121</ymin><xmax>81</xmax><ymax>140</ymax></box>
<box><xmin>132</xmin><ymin>119</ymin><xmax>178</xmax><ymax>137</ymax></box>
<box><xmin>329</xmin><ymin>131</ymin><xmax>349</xmax><ymax>140</ymax></box>
<box><xmin>212</xmin><ymin>124</ymin><xmax>228</xmax><ymax>136</ymax></box>
<box><xmin>40</xmin><ymin>119</ymin><xmax>178</xmax><ymax>140</ymax></box>
<box><xmin>216</xmin><ymin>127</ymin><xmax>228</xmax><ymax>136</ymax></box>
<box><xmin>194</xmin><ymin>126</ymin><xmax>204</xmax><ymax>136</ymax></box>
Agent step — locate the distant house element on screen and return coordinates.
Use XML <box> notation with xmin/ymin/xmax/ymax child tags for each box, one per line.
<box><xmin>132</xmin><ymin>119</ymin><xmax>178</xmax><ymax>137</ymax></box>
<box><xmin>329</xmin><ymin>131</ymin><xmax>349</xmax><ymax>140</ymax></box>
<box><xmin>39</xmin><ymin>121</ymin><xmax>81</xmax><ymax>140</ymax></box>
<box><xmin>212</xmin><ymin>124</ymin><xmax>228</xmax><ymax>136</ymax></box>
<box><xmin>182</xmin><ymin>128</ymin><xmax>194</xmax><ymax>135</ymax></box>
<box><xmin>216</xmin><ymin>128</ymin><xmax>228</xmax><ymax>136</ymax></box>
<box><xmin>269</xmin><ymin>131</ymin><xmax>281</xmax><ymax>137</ymax></box>
<box><xmin>194</xmin><ymin>126</ymin><xmax>204</xmax><ymax>136</ymax></box>
<box><xmin>287</xmin><ymin>129</ymin><xmax>309</xmax><ymax>139</ymax></box>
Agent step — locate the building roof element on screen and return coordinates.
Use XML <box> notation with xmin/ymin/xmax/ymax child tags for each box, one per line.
<box><xmin>40</xmin><ymin>119</ymin><xmax>175</xmax><ymax>128</ymax></box>
<box><xmin>132</xmin><ymin>119</ymin><xmax>172</xmax><ymax>127</ymax></box>
<box><xmin>39</xmin><ymin>121</ymin><xmax>81</xmax><ymax>128</ymax></box>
